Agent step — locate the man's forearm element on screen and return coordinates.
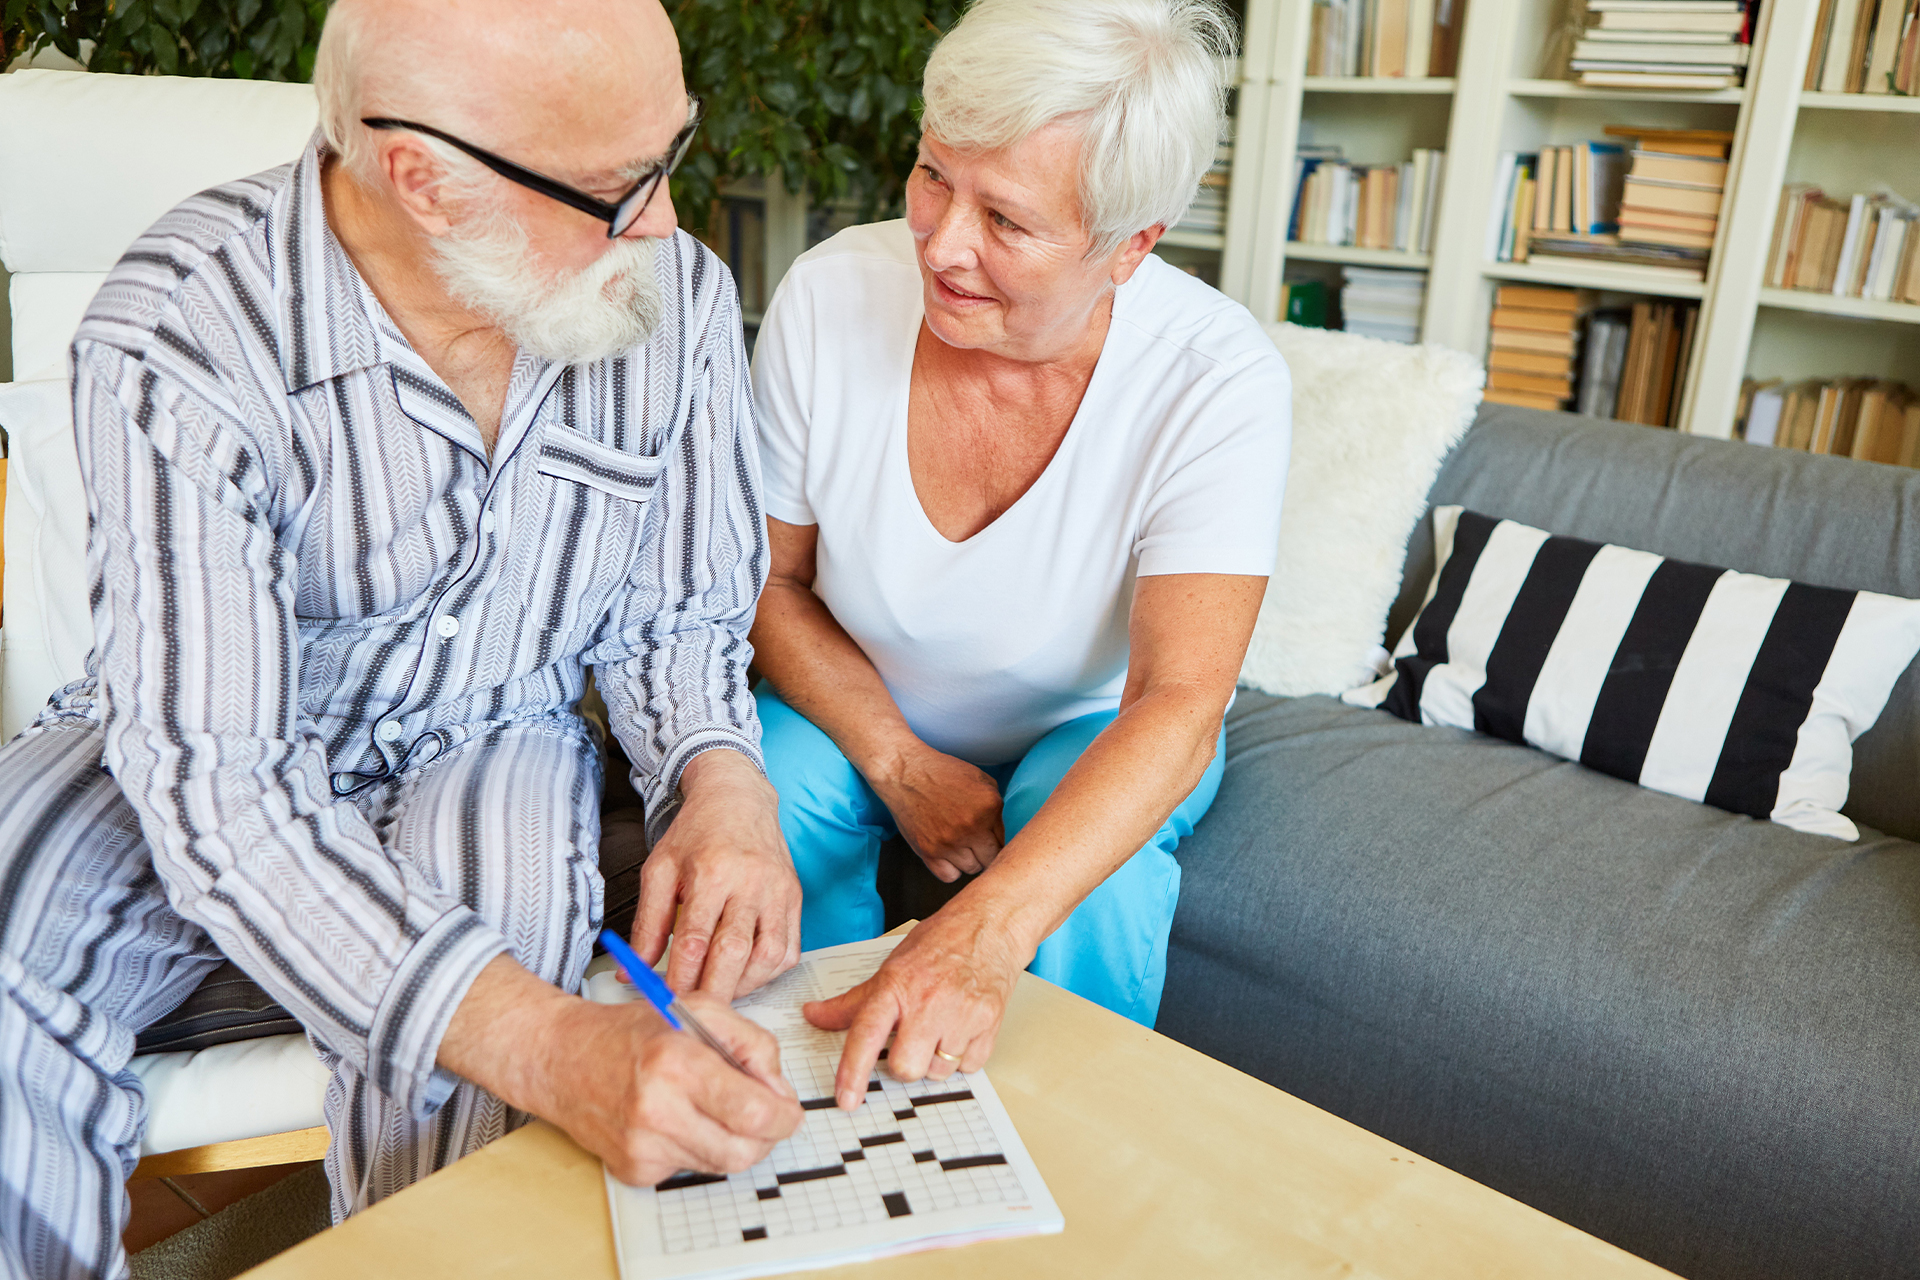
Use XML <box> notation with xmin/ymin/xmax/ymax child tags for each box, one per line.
<box><xmin>435</xmin><ymin>955</ymin><xmax>579</xmax><ymax>1115</ymax></box>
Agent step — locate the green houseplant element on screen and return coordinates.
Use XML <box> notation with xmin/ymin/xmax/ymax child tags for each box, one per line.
<box><xmin>2</xmin><ymin>0</ymin><xmax>961</xmax><ymax>231</ymax></box>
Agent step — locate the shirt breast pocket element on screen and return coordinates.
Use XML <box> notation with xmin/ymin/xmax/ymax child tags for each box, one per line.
<box><xmin>534</xmin><ymin>427</ymin><xmax>668</xmax><ymax>504</ymax></box>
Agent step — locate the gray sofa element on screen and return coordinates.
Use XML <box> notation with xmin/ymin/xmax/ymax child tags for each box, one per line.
<box><xmin>1158</xmin><ymin>403</ymin><xmax>1920</xmax><ymax>1280</ymax></box>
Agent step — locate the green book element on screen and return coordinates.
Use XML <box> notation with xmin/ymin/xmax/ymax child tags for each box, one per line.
<box><xmin>1281</xmin><ymin>279</ymin><xmax>1328</xmax><ymax>328</ymax></box>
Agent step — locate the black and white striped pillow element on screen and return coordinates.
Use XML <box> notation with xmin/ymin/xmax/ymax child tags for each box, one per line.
<box><xmin>1345</xmin><ymin>507</ymin><xmax>1920</xmax><ymax>840</ymax></box>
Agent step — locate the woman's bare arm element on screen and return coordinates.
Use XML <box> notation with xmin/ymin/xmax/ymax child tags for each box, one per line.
<box><xmin>751</xmin><ymin>517</ymin><xmax>1006</xmax><ymax>878</ymax></box>
<box><xmin>807</xmin><ymin>571</ymin><xmax>1267</xmax><ymax>1104</ymax></box>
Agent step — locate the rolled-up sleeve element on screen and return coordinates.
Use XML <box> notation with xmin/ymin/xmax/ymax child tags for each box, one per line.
<box><xmin>77</xmin><ymin>344</ymin><xmax>508</xmax><ymax>1120</ymax></box>
<box><xmin>591</xmin><ymin>279</ymin><xmax>769</xmax><ymax>843</ymax></box>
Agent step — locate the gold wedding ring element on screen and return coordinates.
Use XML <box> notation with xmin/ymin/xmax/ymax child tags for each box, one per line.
<box><xmin>933</xmin><ymin>1048</ymin><xmax>962</xmax><ymax>1064</ymax></box>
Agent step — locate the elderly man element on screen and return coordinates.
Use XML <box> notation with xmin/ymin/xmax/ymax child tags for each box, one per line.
<box><xmin>0</xmin><ymin>0</ymin><xmax>805</xmax><ymax>1273</ymax></box>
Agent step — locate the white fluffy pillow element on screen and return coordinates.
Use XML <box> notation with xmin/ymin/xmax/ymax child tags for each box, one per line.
<box><xmin>1239</xmin><ymin>324</ymin><xmax>1484</xmax><ymax>697</ymax></box>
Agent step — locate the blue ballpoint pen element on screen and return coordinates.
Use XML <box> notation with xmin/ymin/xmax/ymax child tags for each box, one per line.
<box><xmin>598</xmin><ymin>929</ymin><xmax>754</xmax><ymax>1077</ymax></box>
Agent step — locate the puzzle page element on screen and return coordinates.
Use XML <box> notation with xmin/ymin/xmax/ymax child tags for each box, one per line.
<box><xmin>586</xmin><ymin>935</ymin><xmax>1064</xmax><ymax>1280</ymax></box>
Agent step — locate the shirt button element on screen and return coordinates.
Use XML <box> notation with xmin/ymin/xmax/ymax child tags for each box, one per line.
<box><xmin>480</xmin><ymin>510</ymin><xmax>497</xmax><ymax>534</ymax></box>
<box><xmin>377</xmin><ymin>720</ymin><xmax>404</xmax><ymax>743</ymax></box>
<box><xmin>436</xmin><ymin>615</ymin><xmax>461</xmax><ymax>639</ymax></box>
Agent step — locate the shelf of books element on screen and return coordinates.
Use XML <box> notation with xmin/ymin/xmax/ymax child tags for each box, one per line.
<box><xmin>1798</xmin><ymin>0</ymin><xmax>1920</xmax><ymax>97</ymax></box>
<box><xmin>1488</xmin><ymin>283</ymin><xmax>1702</xmax><ymax>419</ymax></box>
<box><xmin>1227</xmin><ymin>0</ymin><xmax>1467</xmax><ymax>339</ymax></box>
<box><xmin>1415</xmin><ymin>0</ymin><xmax>1785</xmax><ymax>436</ymax></box>
<box><xmin>1198</xmin><ymin>0</ymin><xmax>1911</xmax><ymax>447</ymax></box>
<box><xmin>1734</xmin><ymin>377</ymin><xmax>1920</xmax><ymax>465</ymax></box>
<box><xmin>1669</xmin><ymin>0</ymin><xmax>1920</xmax><ymax>440</ymax></box>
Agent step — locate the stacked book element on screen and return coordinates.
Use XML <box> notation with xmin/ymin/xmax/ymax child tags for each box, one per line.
<box><xmin>1305</xmin><ymin>0</ymin><xmax>1465</xmax><ymax>76</ymax></box>
<box><xmin>1289</xmin><ymin>148</ymin><xmax>1447</xmax><ymax>254</ymax></box>
<box><xmin>1616</xmin><ymin>134</ymin><xmax>1728</xmax><ymax>252</ymax></box>
<box><xmin>1174</xmin><ymin>130</ymin><xmax>1235</xmax><ymax>236</ymax></box>
<box><xmin>1340</xmin><ymin>266</ymin><xmax>1428</xmax><ymax>343</ymax></box>
<box><xmin>1488</xmin><ymin>127</ymin><xmax>1728</xmax><ymax>281</ymax></box>
<box><xmin>1485</xmin><ymin>285</ymin><xmax>1590</xmax><ymax>410</ymax></box>
<box><xmin>1573</xmin><ymin>0</ymin><xmax>1754</xmax><ymax>89</ymax></box>
<box><xmin>1803</xmin><ymin>0</ymin><xmax>1920</xmax><ymax>94</ymax></box>
<box><xmin>1741</xmin><ymin>378</ymin><xmax>1920</xmax><ymax>463</ymax></box>
<box><xmin>1766</xmin><ymin>184</ymin><xmax>1920</xmax><ymax>301</ymax></box>
<box><xmin>1576</xmin><ymin>300</ymin><xmax>1700</xmax><ymax>425</ymax></box>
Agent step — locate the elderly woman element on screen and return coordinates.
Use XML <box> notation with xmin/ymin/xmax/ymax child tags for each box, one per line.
<box><xmin>748</xmin><ymin>0</ymin><xmax>1291</xmax><ymax>1106</ymax></box>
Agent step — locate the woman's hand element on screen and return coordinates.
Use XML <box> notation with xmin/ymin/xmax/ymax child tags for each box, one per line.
<box><xmin>869</xmin><ymin>745</ymin><xmax>1006</xmax><ymax>882</ymax></box>
<box><xmin>801</xmin><ymin>903</ymin><xmax>1031</xmax><ymax>1109</ymax></box>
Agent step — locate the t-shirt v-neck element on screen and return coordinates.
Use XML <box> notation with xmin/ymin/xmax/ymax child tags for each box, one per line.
<box><xmin>752</xmin><ymin>220</ymin><xmax>1291</xmax><ymax>766</ymax></box>
<box><xmin>900</xmin><ymin>308</ymin><xmax>1110</xmax><ymax>549</ymax></box>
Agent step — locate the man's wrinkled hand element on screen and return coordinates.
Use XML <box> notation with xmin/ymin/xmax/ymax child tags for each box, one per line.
<box><xmin>872</xmin><ymin>746</ymin><xmax>1005</xmax><ymax>884</ymax></box>
<box><xmin>551</xmin><ymin>992</ymin><xmax>802</xmax><ymax>1187</ymax></box>
<box><xmin>632</xmin><ymin>750</ymin><xmax>801</xmax><ymax>1001</ymax></box>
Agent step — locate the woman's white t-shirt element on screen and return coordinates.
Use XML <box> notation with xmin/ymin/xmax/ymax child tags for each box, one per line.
<box><xmin>751</xmin><ymin>220</ymin><xmax>1291</xmax><ymax>766</ymax></box>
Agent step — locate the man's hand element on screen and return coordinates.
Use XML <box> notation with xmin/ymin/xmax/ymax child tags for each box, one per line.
<box><xmin>553</xmin><ymin>990</ymin><xmax>803</xmax><ymax>1186</ymax></box>
<box><xmin>440</xmin><ymin>957</ymin><xmax>803</xmax><ymax>1186</ymax></box>
<box><xmin>869</xmin><ymin>745</ymin><xmax>1005</xmax><ymax>883</ymax></box>
<box><xmin>633</xmin><ymin>750</ymin><xmax>801</xmax><ymax>1000</ymax></box>
<box><xmin>801</xmin><ymin>902</ymin><xmax>1029</xmax><ymax>1110</ymax></box>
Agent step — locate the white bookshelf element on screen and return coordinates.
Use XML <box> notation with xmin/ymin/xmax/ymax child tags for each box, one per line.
<box><xmin>1483</xmin><ymin>259</ymin><xmax>1709</xmax><ymax>299</ymax></box>
<box><xmin>1287</xmin><ymin>243</ymin><xmax>1434</xmax><ymax>268</ymax></box>
<box><xmin>1201</xmin><ymin>0</ymin><xmax>1913</xmax><ymax>439</ymax></box>
<box><xmin>1507</xmin><ymin>78</ymin><xmax>1747</xmax><ymax>104</ymax></box>
<box><xmin>1759</xmin><ymin>288</ymin><xmax>1920</xmax><ymax>324</ymax></box>
<box><xmin>1678</xmin><ymin>0</ymin><xmax>1920</xmax><ymax>435</ymax></box>
<box><xmin>1797</xmin><ymin>91</ymin><xmax>1920</xmax><ymax>112</ymax></box>
<box><xmin>1301</xmin><ymin>76</ymin><xmax>1457</xmax><ymax>93</ymax></box>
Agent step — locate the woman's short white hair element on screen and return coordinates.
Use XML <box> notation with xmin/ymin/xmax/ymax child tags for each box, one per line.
<box><xmin>920</xmin><ymin>0</ymin><xmax>1236</xmax><ymax>258</ymax></box>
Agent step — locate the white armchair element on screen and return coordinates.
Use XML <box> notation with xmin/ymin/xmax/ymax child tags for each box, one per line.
<box><xmin>0</xmin><ymin>67</ymin><xmax>330</xmax><ymax>1175</ymax></box>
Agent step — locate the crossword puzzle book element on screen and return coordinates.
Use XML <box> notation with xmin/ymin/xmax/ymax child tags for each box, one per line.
<box><xmin>585</xmin><ymin>935</ymin><xmax>1065</xmax><ymax>1279</ymax></box>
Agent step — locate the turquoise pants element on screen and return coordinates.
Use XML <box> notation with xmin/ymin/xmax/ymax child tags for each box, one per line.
<box><xmin>754</xmin><ymin>686</ymin><xmax>1225</xmax><ymax>1027</ymax></box>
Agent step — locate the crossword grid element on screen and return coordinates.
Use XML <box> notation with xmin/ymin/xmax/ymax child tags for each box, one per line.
<box><xmin>654</xmin><ymin>1054</ymin><xmax>1025</xmax><ymax>1254</ymax></box>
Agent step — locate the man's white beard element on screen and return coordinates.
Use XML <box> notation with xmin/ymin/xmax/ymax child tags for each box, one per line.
<box><xmin>432</xmin><ymin>205</ymin><xmax>665</xmax><ymax>366</ymax></box>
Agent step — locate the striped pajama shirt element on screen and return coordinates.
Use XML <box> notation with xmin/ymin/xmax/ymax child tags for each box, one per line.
<box><xmin>0</xmin><ymin>138</ymin><xmax>766</xmax><ymax>1279</ymax></box>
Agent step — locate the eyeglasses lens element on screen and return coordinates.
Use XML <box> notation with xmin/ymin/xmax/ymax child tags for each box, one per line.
<box><xmin>612</xmin><ymin>176</ymin><xmax>661</xmax><ymax>237</ymax></box>
<box><xmin>608</xmin><ymin>101</ymin><xmax>701</xmax><ymax>237</ymax></box>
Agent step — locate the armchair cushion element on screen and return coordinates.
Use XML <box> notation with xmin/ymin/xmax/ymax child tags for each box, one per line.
<box><xmin>0</xmin><ymin>378</ymin><xmax>87</xmax><ymax>740</ymax></box>
<box><xmin>0</xmin><ymin>69</ymin><xmax>316</xmax><ymax>276</ymax></box>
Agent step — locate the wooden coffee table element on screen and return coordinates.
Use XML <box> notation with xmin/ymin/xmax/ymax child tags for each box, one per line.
<box><xmin>248</xmin><ymin>965</ymin><xmax>1675</xmax><ymax>1279</ymax></box>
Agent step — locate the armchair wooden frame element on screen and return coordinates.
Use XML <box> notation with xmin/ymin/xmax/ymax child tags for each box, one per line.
<box><xmin>132</xmin><ymin>1128</ymin><xmax>331</xmax><ymax>1181</ymax></box>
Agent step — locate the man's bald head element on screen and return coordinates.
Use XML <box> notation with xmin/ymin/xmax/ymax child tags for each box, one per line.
<box><xmin>315</xmin><ymin>0</ymin><xmax>684</xmax><ymax>192</ymax></box>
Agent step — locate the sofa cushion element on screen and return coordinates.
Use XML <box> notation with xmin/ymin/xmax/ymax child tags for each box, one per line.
<box><xmin>1351</xmin><ymin>505</ymin><xmax>1920</xmax><ymax>841</ymax></box>
<box><xmin>1397</xmin><ymin>406</ymin><xmax>1920</xmax><ymax>842</ymax></box>
<box><xmin>1162</xmin><ymin>690</ymin><xmax>1920</xmax><ymax>1280</ymax></box>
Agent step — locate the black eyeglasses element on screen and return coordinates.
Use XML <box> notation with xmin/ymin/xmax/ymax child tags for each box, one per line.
<box><xmin>362</xmin><ymin>96</ymin><xmax>703</xmax><ymax>238</ymax></box>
